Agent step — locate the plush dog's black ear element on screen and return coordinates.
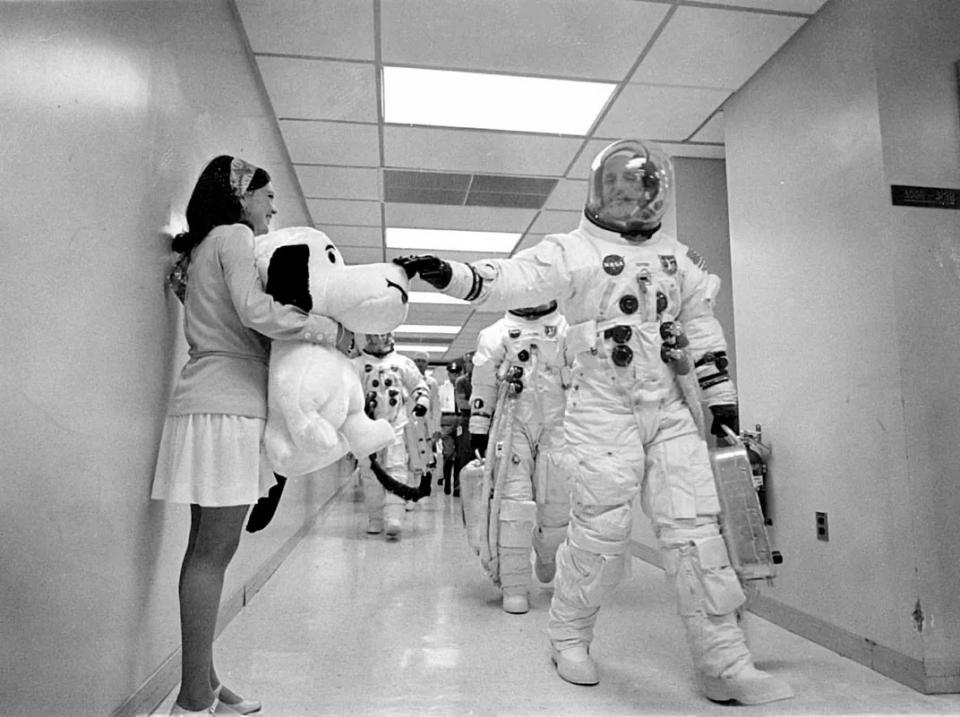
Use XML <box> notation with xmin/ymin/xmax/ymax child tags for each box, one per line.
<box><xmin>265</xmin><ymin>244</ymin><xmax>312</xmax><ymax>312</ymax></box>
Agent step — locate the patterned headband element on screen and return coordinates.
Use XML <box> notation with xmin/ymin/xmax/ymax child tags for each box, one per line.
<box><xmin>229</xmin><ymin>157</ymin><xmax>258</xmax><ymax>197</ymax></box>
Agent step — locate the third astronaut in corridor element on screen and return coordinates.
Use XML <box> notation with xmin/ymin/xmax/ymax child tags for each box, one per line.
<box><xmin>468</xmin><ymin>301</ymin><xmax>570</xmax><ymax>615</ymax></box>
<box><xmin>395</xmin><ymin>139</ymin><xmax>793</xmax><ymax>706</ymax></box>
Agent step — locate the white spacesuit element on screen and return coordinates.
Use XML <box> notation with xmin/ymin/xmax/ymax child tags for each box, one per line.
<box><xmin>468</xmin><ymin>302</ymin><xmax>571</xmax><ymax>614</ymax></box>
<box><xmin>354</xmin><ymin>333</ymin><xmax>429</xmax><ymax>540</ymax></box>
<box><xmin>406</xmin><ymin>350</ymin><xmax>441</xmax><ymax>507</ymax></box>
<box><xmin>395</xmin><ymin>140</ymin><xmax>793</xmax><ymax>705</ymax></box>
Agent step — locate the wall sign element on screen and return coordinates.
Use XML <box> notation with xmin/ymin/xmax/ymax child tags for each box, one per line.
<box><xmin>891</xmin><ymin>185</ymin><xmax>960</xmax><ymax>209</ymax></box>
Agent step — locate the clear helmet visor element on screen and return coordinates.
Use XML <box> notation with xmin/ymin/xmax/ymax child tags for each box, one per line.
<box><xmin>364</xmin><ymin>332</ymin><xmax>394</xmax><ymax>352</ymax></box>
<box><xmin>585</xmin><ymin>140</ymin><xmax>673</xmax><ymax>236</ymax></box>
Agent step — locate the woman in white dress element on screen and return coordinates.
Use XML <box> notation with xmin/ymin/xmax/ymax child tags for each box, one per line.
<box><xmin>153</xmin><ymin>155</ymin><xmax>343</xmax><ymax>714</ymax></box>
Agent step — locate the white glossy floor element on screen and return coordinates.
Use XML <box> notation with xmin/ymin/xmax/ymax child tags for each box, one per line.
<box><xmin>153</xmin><ymin>483</ymin><xmax>960</xmax><ymax>717</ymax></box>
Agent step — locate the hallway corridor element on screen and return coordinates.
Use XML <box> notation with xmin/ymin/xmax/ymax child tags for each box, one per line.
<box><xmin>150</xmin><ymin>483</ymin><xmax>960</xmax><ymax>716</ymax></box>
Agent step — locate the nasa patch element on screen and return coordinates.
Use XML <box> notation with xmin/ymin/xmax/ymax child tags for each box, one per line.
<box><xmin>602</xmin><ymin>254</ymin><xmax>625</xmax><ymax>276</ymax></box>
<box><xmin>659</xmin><ymin>255</ymin><xmax>677</xmax><ymax>275</ymax></box>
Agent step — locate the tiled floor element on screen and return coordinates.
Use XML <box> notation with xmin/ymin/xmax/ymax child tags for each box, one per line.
<box><xmin>153</xmin><ymin>483</ymin><xmax>960</xmax><ymax>716</ymax></box>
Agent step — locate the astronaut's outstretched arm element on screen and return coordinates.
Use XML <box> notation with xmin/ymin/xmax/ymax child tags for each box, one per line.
<box><xmin>394</xmin><ymin>240</ymin><xmax>571</xmax><ymax>312</ymax></box>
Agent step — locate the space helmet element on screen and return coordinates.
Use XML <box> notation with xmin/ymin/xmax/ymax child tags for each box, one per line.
<box><xmin>584</xmin><ymin>139</ymin><xmax>672</xmax><ymax>239</ymax></box>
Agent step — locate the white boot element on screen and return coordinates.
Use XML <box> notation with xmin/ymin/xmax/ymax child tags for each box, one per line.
<box><xmin>502</xmin><ymin>591</ymin><xmax>529</xmax><ymax>614</ymax></box>
<box><xmin>551</xmin><ymin>644</ymin><xmax>599</xmax><ymax>686</ymax></box>
<box><xmin>702</xmin><ymin>663</ymin><xmax>794</xmax><ymax>705</ymax></box>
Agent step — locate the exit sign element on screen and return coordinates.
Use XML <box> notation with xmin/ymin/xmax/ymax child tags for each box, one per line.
<box><xmin>891</xmin><ymin>185</ymin><xmax>960</xmax><ymax>209</ymax></box>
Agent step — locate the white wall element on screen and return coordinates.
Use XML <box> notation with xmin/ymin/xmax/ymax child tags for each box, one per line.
<box><xmin>724</xmin><ymin>0</ymin><xmax>960</xmax><ymax>690</ymax></box>
<box><xmin>0</xmin><ymin>3</ymin><xmax>346</xmax><ymax>715</ymax></box>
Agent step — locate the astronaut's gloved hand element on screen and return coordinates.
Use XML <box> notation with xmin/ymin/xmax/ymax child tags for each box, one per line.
<box><xmin>364</xmin><ymin>392</ymin><xmax>378</xmax><ymax>419</ymax></box>
<box><xmin>471</xmin><ymin>433</ymin><xmax>489</xmax><ymax>459</ymax></box>
<box><xmin>709</xmin><ymin>404</ymin><xmax>740</xmax><ymax>443</ymax></box>
<box><xmin>393</xmin><ymin>255</ymin><xmax>452</xmax><ymax>290</ymax></box>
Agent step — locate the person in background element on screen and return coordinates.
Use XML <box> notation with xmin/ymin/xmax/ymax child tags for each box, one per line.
<box><xmin>153</xmin><ymin>155</ymin><xmax>344</xmax><ymax>715</ymax></box>
<box><xmin>394</xmin><ymin>139</ymin><xmax>793</xmax><ymax>706</ymax></box>
<box><xmin>452</xmin><ymin>352</ymin><xmax>475</xmax><ymax>497</ymax></box>
<box><xmin>437</xmin><ymin>359</ymin><xmax>462</xmax><ymax>494</ymax></box>
<box><xmin>409</xmin><ymin>350</ymin><xmax>441</xmax><ymax>501</ymax></box>
<box><xmin>468</xmin><ymin>302</ymin><xmax>571</xmax><ymax>614</ymax></box>
<box><xmin>354</xmin><ymin>332</ymin><xmax>429</xmax><ymax>540</ymax></box>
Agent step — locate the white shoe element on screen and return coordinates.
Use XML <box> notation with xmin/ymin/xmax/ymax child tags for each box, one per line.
<box><xmin>215</xmin><ymin>696</ymin><xmax>261</xmax><ymax>715</ymax></box>
<box><xmin>366</xmin><ymin>518</ymin><xmax>383</xmax><ymax>534</ymax></box>
<box><xmin>551</xmin><ymin>645</ymin><xmax>599</xmax><ymax>686</ymax></box>
<box><xmin>501</xmin><ymin>593</ymin><xmax>529</xmax><ymax>614</ymax></box>
<box><xmin>702</xmin><ymin>664</ymin><xmax>794</xmax><ymax>705</ymax></box>
<box><xmin>385</xmin><ymin>520</ymin><xmax>402</xmax><ymax>541</ymax></box>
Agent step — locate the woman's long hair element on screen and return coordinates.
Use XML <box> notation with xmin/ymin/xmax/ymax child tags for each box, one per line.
<box><xmin>171</xmin><ymin>155</ymin><xmax>271</xmax><ymax>255</ymax></box>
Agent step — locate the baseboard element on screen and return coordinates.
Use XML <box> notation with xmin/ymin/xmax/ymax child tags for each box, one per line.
<box><xmin>113</xmin><ymin>480</ymin><xmax>350</xmax><ymax>717</ymax></box>
<box><xmin>629</xmin><ymin>540</ymin><xmax>960</xmax><ymax>694</ymax></box>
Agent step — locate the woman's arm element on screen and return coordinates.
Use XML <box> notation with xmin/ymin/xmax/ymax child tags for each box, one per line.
<box><xmin>220</xmin><ymin>225</ymin><xmax>341</xmax><ymax>345</ymax></box>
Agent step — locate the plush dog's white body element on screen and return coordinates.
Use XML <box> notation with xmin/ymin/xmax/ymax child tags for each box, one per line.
<box><xmin>255</xmin><ymin>227</ymin><xmax>410</xmax><ymax>476</ymax></box>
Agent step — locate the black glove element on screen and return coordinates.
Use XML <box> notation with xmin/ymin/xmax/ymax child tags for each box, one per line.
<box><xmin>364</xmin><ymin>391</ymin><xmax>377</xmax><ymax>419</ymax></box>
<box><xmin>709</xmin><ymin>404</ymin><xmax>740</xmax><ymax>442</ymax></box>
<box><xmin>471</xmin><ymin>433</ymin><xmax>489</xmax><ymax>459</ymax></box>
<box><xmin>393</xmin><ymin>255</ymin><xmax>453</xmax><ymax>290</ymax></box>
<box><xmin>412</xmin><ymin>403</ymin><xmax>427</xmax><ymax>417</ymax></box>
<box><xmin>245</xmin><ymin>474</ymin><xmax>287</xmax><ymax>533</ymax></box>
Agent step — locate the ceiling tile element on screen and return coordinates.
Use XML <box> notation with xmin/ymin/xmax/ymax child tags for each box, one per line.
<box><xmin>703</xmin><ymin>0</ymin><xmax>826</xmax><ymax>13</ymax></box>
<box><xmin>405</xmin><ymin>304</ymin><xmax>474</xmax><ymax>324</ymax></box>
<box><xmin>528</xmin><ymin>210</ymin><xmax>582</xmax><ymax>235</ymax></box>
<box><xmin>257</xmin><ymin>57</ymin><xmax>377</xmax><ymax>121</ymax></box>
<box><xmin>297</xmin><ymin>165</ymin><xmax>380</xmax><ymax>200</ymax></box>
<box><xmin>235</xmin><ymin>0</ymin><xmax>374</xmax><ymax>59</ymax></box>
<box><xmin>320</xmin><ymin>225</ymin><xmax>383</xmax><ymax>248</ymax></box>
<box><xmin>544</xmin><ymin>180</ymin><xmax>588</xmax><ymax>211</ymax></box>
<box><xmin>385</xmin><ymin>203</ymin><xmax>536</xmax><ymax>233</ymax></box>
<box><xmin>280</xmin><ymin>120</ymin><xmax>380</xmax><ymax>166</ymax></box>
<box><xmin>339</xmin><ymin>245</ymin><xmax>386</xmax><ymax>264</ymax></box>
<box><xmin>306</xmin><ymin>198</ymin><xmax>381</xmax><ymax>226</ymax></box>
<box><xmin>594</xmin><ymin>84</ymin><xmax>731</xmax><ymax>141</ymax></box>
<box><xmin>632</xmin><ymin>6</ymin><xmax>806</xmax><ymax>89</ymax></box>
<box><xmin>384</xmin><ymin>126</ymin><xmax>584</xmax><ymax>176</ymax></box>
<box><xmin>380</xmin><ymin>0</ymin><xmax>669</xmax><ymax>80</ymax></box>
<box><xmin>657</xmin><ymin>142</ymin><xmax>725</xmax><ymax>159</ymax></box>
<box><xmin>689</xmin><ymin>112</ymin><xmax>724</xmax><ymax>144</ymax></box>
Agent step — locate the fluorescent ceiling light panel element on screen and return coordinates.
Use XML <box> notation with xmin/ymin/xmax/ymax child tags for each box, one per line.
<box><xmin>383</xmin><ymin>66</ymin><xmax>615</xmax><ymax>135</ymax></box>
<box><xmin>409</xmin><ymin>291</ymin><xmax>469</xmax><ymax>305</ymax></box>
<box><xmin>395</xmin><ymin>324</ymin><xmax>462</xmax><ymax>335</ymax></box>
<box><xmin>395</xmin><ymin>343</ymin><xmax>450</xmax><ymax>354</ymax></box>
<box><xmin>387</xmin><ymin>227</ymin><xmax>518</xmax><ymax>253</ymax></box>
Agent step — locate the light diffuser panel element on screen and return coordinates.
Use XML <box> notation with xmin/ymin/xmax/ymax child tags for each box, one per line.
<box><xmin>395</xmin><ymin>343</ymin><xmax>450</xmax><ymax>354</ymax></box>
<box><xmin>409</xmin><ymin>291</ymin><xmax>469</xmax><ymax>305</ymax></box>
<box><xmin>387</xmin><ymin>227</ymin><xmax>518</xmax><ymax>253</ymax></box>
<box><xmin>395</xmin><ymin>324</ymin><xmax>462</xmax><ymax>335</ymax></box>
<box><xmin>383</xmin><ymin>66</ymin><xmax>615</xmax><ymax>135</ymax></box>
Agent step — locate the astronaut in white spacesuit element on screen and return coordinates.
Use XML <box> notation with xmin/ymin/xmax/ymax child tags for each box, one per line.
<box><xmin>395</xmin><ymin>140</ymin><xmax>793</xmax><ymax>705</ymax></box>
<box><xmin>354</xmin><ymin>332</ymin><xmax>429</xmax><ymax>541</ymax></box>
<box><xmin>468</xmin><ymin>302</ymin><xmax>570</xmax><ymax>614</ymax></box>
